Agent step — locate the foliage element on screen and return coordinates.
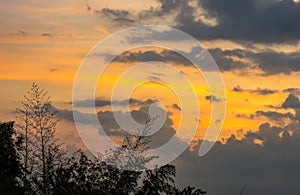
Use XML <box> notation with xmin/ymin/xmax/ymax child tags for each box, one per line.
<box><xmin>0</xmin><ymin>122</ymin><xmax>22</xmax><ymax>194</ymax></box>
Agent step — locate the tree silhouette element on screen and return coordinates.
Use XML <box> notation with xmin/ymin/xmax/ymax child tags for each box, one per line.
<box><xmin>0</xmin><ymin>122</ymin><xmax>22</xmax><ymax>194</ymax></box>
<box><xmin>15</xmin><ymin>87</ymin><xmax>35</xmax><ymax>194</ymax></box>
<box><xmin>138</xmin><ymin>164</ymin><xmax>177</xmax><ymax>194</ymax></box>
<box><xmin>15</xmin><ymin>83</ymin><xmax>64</xmax><ymax>195</ymax></box>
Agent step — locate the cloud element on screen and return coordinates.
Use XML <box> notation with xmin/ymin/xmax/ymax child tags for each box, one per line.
<box><xmin>255</xmin><ymin>110</ymin><xmax>294</xmax><ymax>121</ymax></box>
<box><xmin>171</xmin><ymin>103</ymin><xmax>181</xmax><ymax>111</ymax></box>
<box><xmin>185</xmin><ymin>0</ymin><xmax>300</xmax><ymax>43</ymax></box>
<box><xmin>54</xmin><ymin>103</ymin><xmax>180</xmax><ymax>149</ymax></box>
<box><xmin>211</xmin><ymin>48</ymin><xmax>300</xmax><ymax>75</ymax></box>
<box><xmin>236</xmin><ymin>113</ymin><xmax>255</xmax><ymax>120</ymax></box>
<box><xmin>72</xmin><ymin>98</ymin><xmax>155</xmax><ymax>108</ymax></box>
<box><xmin>110</xmin><ymin>48</ymin><xmax>248</xmax><ymax>72</ymax></box>
<box><xmin>205</xmin><ymin>95</ymin><xmax>221</xmax><ymax>102</ymax></box>
<box><xmin>98</xmin><ymin>42</ymin><xmax>300</xmax><ymax>75</ymax></box>
<box><xmin>110</xmin><ymin>50</ymin><xmax>192</xmax><ymax>66</ymax></box>
<box><xmin>250</xmin><ymin>88</ymin><xmax>278</xmax><ymax>96</ymax></box>
<box><xmin>282</xmin><ymin>93</ymin><xmax>300</xmax><ymax>108</ymax></box>
<box><xmin>282</xmin><ymin>88</ymin><xmax>300</xmax><ymax>95</ymax></box>
<box><xmin>53</xmin><ymin>106</ymin><xmax>97</xmax><ymax>125</ymax></box>
<box><xmin>112</xmin><ymin>47</ymin><xmax>300</xmax><ymax>75</ymax></box>
<box><xmin>253</xmin><ymin>51</ymin><xmax>300</xmax><ymax>75</ymax></box>
<box><xmin>49</xmin><ymin>68</ymin><xmax>57</xmax><ymax>72</ymax></box>
<box><xmin>99</xmin><ymin>8</ymin><xmax>135</xmax><ymax>25</ymax></box>
<box><xmin>235</xmin><ymin>110</ymin><xmax>294</xmax><ymax>123</ymax></box>
<box><xmin>97</xmin><ymin>0</ymin><xmax>300</xmax><ymax>43</ymax></box>
<box><xmin>174</xmin><ymin>121</ymin><xmax>300</xmax><ymax>194</ymax></box>
<box><xmin>233</xmin><ymin>85</ymin><xmax>278</xmax><ymax>95</ymax></box>
<box><xmin>41</xmin><ymin>33</ymin><xmax>72</xmax><ymax>38</ymax></box>
<box><xmin>55</xmin><ymin>94</ymin><xmax>300</xmax><ymax>194</ymax></box>
<box><xmin>208</xmin><ymin>48</ymin><xmax>248</xmax><ymax>71</ymax></box>
<box><xmin>42</xmin><ymin>33</ymin><xmax>52</xmax><ymax>37</ymax></box>
<box><xmin>17</xmin><ymin>30</ymin><xmax>27</xmax><ymax>36</ymax></box>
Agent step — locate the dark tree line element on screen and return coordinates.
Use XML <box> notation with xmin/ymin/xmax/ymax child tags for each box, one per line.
<box><xmin>0</xmin><ymin>83</ymin><xmax>207</xmax><ymax>195</ymax></box>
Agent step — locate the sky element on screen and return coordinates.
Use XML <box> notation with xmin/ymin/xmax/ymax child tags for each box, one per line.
<box><xmin>1</xmin><ymin>0</ymin><xmax>300</xmax><ymax>194</ymax></box>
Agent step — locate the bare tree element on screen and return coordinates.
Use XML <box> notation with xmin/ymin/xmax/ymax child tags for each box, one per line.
<box><xmin>16</xmin><ymin>83</ymin><xmax>63</xmax><ymax>195</ymax></box>
<box><xmin>16</xmin><ymin>83</ymin><xmax>37</xmax><ymax>194</ymax></box>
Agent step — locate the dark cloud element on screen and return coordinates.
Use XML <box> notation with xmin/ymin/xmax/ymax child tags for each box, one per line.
<box><xmin>55</xmin><ymin>95</ymin><xmax>300</xmax><ymax>194</ymax></box>
<box><xmin>282</xmin><ymin>93</ymin><xmax>300</xmax><ymax>108</ymax></box>
<box><xmin>233</xmin><ymin>85</ymin><xmax>278</xmax><ymax>95</ymax></box>
<box><xmin>174</xmin><ymin>121</ymin><xmax>300</xmax><ymax>194</ymax></box>
<box><xmin>41</xmin><ymin>33</ymin><xmax>72</xmax><ymax>38</ymax></box>
<box><xmin>208</xmin><ymin>48</ymin><xmax>248</xmax><ymax>71</ymax></box>
<box><xmin>51</xmin><ymin>106</ymin><xmax>97</xmax><ymax>125</ymax></box>
<box><xmin>110</xmin><ymin>48</ymin><xmax>248</xmax><ymax>72</ymax></box>
<box><xmin>171</xmin><ymin>103</ymin><xmax>181</xmax><ymax>111</ymax></box>
<box><xmin>98</xmin><ymin>0</ymin><xmax>300</xmax><ymax>43</ymax></box>
<box><xmin>250</xmin><ymin>88</ymin><xmax>278</xmax><ymax>95</ymax></box>
<box><xmin>42</xmin><ymin>33</ymin><xmax>52</xmax><ymax>37</ymax></box>
<box><xmin>205</xmin><ymin>95</ymin><xmax>221</xmax><ymax>102</ymax></box>
<box><xmin>54</xmin><ymin>103</ymin><xmax>178</xmax><ymax>149</ymax></box>
<box><xmin>72</xmin><ymin>98</ymin><xmax>155</xmax><ymax>108</ymax></box>
<box><xmin>282</xmin><ymin>88</ymin><xmax>300</xmax><ymax>95</ymax></box>
<box><xmin>17</xmin><ymin>30</ymin><xmax>27</xmax><ymax>36</ymax></box>
<box><xmin>110</xmin><ymin>50</ymin><xmax>193</xmax><ymax>66</ymax></box>
<box><xmin>209</xmin><ymin>48</ymin><xmax>300</xmax><ymax>75</ymax></box>
<box><xmin>103</xmin><ymin>45</ymin><xmax>300</xmax><ymax>75</ymax></box>
<box><xmin>235</xmin><ymin>113</ymin><xmax>255</xmax><ymax>120</ymax></box>
<box><xmin>98</xmin><ymin>8</ymin><xmax>135</xmax><ymax>26</ymax></box>
<box><xmin>232</xmin><ymin>85</ymin><xmax>243</xmax><ymax>92</ymax></box>
<box><xmin>236</xmin><ymin>95</ymin><xmax>299</xmax><ymax>123</ymax></box>
<box><xmin>147</xmin><ymin>76</ymin><xmax>165</xmax><ymax>83</ymax></box>
<box><xmin>186</xmin><ymin>0</ymin><xmax>300</xmax><ymax>43</ymax></box>
<box><xmin>49</xmin><ymin>68</ymin><xmax>57</xmax><ymax>72</ymax></box>
<box><xmin>253</xmin><ymin>52</ymin><xmax>300</xmax><ymax>75</ymax></box>
<box><xmin>212</xmin><ymin>48</ymin><xmax>300</xmax><ymax>75</ymax></box>
<box><xmin>235</xmin><ymin>110</ymin><xmax>295</xmax><ymax>122</ymax></box>
<box><xmin>255</xmin><ymin>110</ymin><xmax>294</xmax><ymax>121</ymax></box>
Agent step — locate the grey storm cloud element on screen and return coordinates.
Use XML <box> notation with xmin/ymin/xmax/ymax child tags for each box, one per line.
<box><xmin>97</xmin><ymin>0</ymin><xmax>300</xmax><ymax>43</ymax></box>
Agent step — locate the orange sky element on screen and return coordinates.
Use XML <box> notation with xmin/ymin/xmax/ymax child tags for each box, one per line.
<box><xmin>1</xmin><ymin>0</ymin><xmax>300</xmax><ymax>149</ymax></box>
